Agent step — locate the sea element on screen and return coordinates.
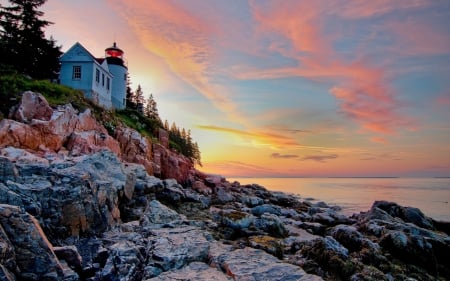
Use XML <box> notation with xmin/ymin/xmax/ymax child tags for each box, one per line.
<box><xmin>229</xmin><ymin>177</ymin><xmax>450</xmax><ymax>222</ymax></box>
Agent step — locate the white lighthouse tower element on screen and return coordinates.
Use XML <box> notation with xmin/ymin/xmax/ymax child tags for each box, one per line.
<box><xmin>105</xmin><ymin>42</ymin><xmax>127</xmax><ymax>109</ymax></box>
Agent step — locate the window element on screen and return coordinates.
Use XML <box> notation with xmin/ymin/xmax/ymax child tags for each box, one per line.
<box><xmin>102</xmin><ymin>73</ymin><xmax>105</xmax><ymax>86</ymax></box>
<box><xmin>95</xmin><ymin>69</ymin><xmax>100</xmax><ymax>83</ymax></box>
<box><xmin>72</xmin><ymin>66</ymin><xmax>81</xmax><ymax>79</ymax></box>
<box><xmin>124</xmin><ymin>73</ymin><xmax>126</xmax><ymax>81</ymax></box>
<box><xmin>107</xmin><ymin>77</ymin><xmax>110</xmax><ymax>91</ymax></box>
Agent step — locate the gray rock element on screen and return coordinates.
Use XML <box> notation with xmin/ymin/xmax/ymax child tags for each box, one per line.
<box><xmin>140</xmin><ymin>200</ymin><xmax>185</xmax><ymax>228</ymax></box>
<box><xmin>254</xmin><ymin>213</ymin><xmax>288</xmax><ymax>237</ymax></box>
<box><xmin>146</xmin><ymin>262</ymin><xmax>232</xmax><ymax>281</ymax></box>
<box><xmin>251</xmin><ymin>204</ymin><xmax>282</xmax><ymax>216</ymax></box>
<box><xmin>241</xmin><ymin>195</ymin><xmax>264</xmax><ymax>207</ymax></box>
<box><xmin>216</xmin><ymin>247</ymin><xmax>322</xmax><ymax>281</ymax></box>
<box><xmin>53</xmin><ymin>245</ymin><xmax>83</xmax><ymax>273</ymax></box>
<box><xmin>329</xmin><ymin>224</ymin><xmax>380</xmax><ymax>253</ymax></box>
<box><xmin>216</xmin><ymin>187</ymin><xmax>234</xmax><ymax>203</ymax></box>
<box><xmin>147</xmin><ymin>226</ymin><xmax>210</xmax><ymax>272</ymax></box>
<box><xmin>0</xmin><ymin>204</ymin><xmax>64</xmax><ymax>280</ymax></box>
<box><xmin>101</xmin><ymin>241</ymin><xmax>144</xmax><ymax>281</ymax></box>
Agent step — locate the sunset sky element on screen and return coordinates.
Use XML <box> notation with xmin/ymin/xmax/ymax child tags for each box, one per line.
<box><xmin>41</xmin><ymin>0</ymin><xmax>450</xmax><ymax>177</ymax></box>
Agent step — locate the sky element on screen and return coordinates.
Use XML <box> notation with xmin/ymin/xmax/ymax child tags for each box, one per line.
<box><xmin>38</xmin><ymin>0</ymin><xmax>450</xmax><ymax>177</ymax></box>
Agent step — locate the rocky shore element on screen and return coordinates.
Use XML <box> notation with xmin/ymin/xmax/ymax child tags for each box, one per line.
<box><xmin>0</xmin><ymin>93</ymin><xmax>449</xmax><ymax>280</ymax></box>
<box><xmin>1</xmin><ymin>150</ymin><xmax>449</xmax><ymax>281</ymax></box>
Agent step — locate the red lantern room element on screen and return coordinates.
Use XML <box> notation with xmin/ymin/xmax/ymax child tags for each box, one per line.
<box><xmin>105</xmin><ymin>42</ymin><xmax>126</xmax><ymax>67</ymax></box>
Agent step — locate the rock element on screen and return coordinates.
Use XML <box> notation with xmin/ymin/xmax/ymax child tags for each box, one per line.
<box><xmin>147</xmin><ymin>226</ymin><xmax>210</xmax><ymax>273</ymax></box>
<box><xmin>248</xmin><ymin>235</ymin><xmax>284</xmax><ymax>258</ymax></box>
<box><xmin>380</xmin><ymin>230</ymin><xmax>437</xmax><ymax>274</ymax></box>
<box><xmin>329</xmin><ymin>224</ymin><xmax>379</xmax><ymax>253</ymax></box>
<box><xmin>101</xmin><ymin>241</ymin><xmax>144</xmax><ymax>281</ymax></box>
<box><xmin>371</xmin><ymin>201</ymin><xmax>435</xmax><ymax>230</ymax></box>
<box><xmin>0</xmin><ymin>204</ymin><xmax>64</xmax><ymax>280</ymax></box>
<box><xmin>53</xmin><ymin>245</ymin><xmax>83</xmax><ymax>273</ymax></box>
<box><xmin>214</xmin><ymin>187</ymin><xmax>234</xmax><ymax>204</ymax></box>
<box><xmin>140</xmin><ymin>200</ymin><xmax>185</xmax><ymax>228</ymax></box>
<box><xmin>152</xmin><ymin>143</ymin><xmax>193</xmax><ymax>184</ymax></box>
<box><xmin>146</xmin><ymin>262</ymin><xmax>232</xmax><ymax>281</ymax></box>
<box><xmin>241</xmin><ymin>195</ymin><xmax>264</xmax><ymax>207</ymax></box>
<box><xmin>192</xmin><ymin>180</ymin><xmax>212</xmax><ymax>195</ymax></box>
<box><xmin>11</xmin><ymin>91</ymin><xmax>53</xmax><ymax>123</ymax></box>
<box><xmin>115</xmin><ymin>126</ymin><xmax>153</xmax><ymax>175</ymax></box>
<box><xmin>254</xmin><ymin>213</ymin><xmax>288</xmax><ymax>238</ymax></box>
<box><xmin>216</xmin><ymin>247</ymin><xmax>322</xmax><ymax>281</ymax></box>
<box><xmin>251</xmin><ymin>204</ymin><xmax>282</xmax><ymax>216</ymax></box>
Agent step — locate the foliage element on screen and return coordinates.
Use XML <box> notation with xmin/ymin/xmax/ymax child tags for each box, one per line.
<box><xmin>0</xmin><ymin>73</ymin><xmax>87</xmax><ymax>116</ymax></box>
<box><xmin>168</xmin><ymin>122</ymin><xmax>202</xmax><ymax>166</ymax></box>
<box><xmin>124</xmin><ymin>83</ymin><xmax>201</xmax><ymax>165</ymax></box>
<box><xmin>0</xmin><ymin>0</ymin><xmax>61</xmax><ymax>79</ymax></box>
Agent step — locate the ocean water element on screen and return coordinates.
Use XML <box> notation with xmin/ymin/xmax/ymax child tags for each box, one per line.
<box><xmin>229</xmin><ymin>177</ymin><xmax>450</xmax><ymax>221</ymax></box>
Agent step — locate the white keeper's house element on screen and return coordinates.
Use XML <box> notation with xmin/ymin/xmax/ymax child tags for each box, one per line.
<box><xmin>59</xmin><ymin>42</ymin><xmax>127</xmax><ymax>109</ymax></box>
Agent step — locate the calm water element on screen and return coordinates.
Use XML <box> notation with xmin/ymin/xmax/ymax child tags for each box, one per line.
<box><xmin>229</xmin><ymin>177</ymin><xmax>450</xmax><ymax>221</ymax></box>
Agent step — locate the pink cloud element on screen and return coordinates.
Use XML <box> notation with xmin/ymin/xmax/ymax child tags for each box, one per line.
<box><xmin>330</xmin><ymin>0</ymin><xmax>429</xmax><ymax>19</ymax></box>
<box><xmin>247</xmin><ymin>1</ymin><xmax>414</xmax><ymax>136</ymax></box>
<box><xmin>387</xmin><ymin>19</ymin><xmax>450</xmax><ymax>56</ymax></box>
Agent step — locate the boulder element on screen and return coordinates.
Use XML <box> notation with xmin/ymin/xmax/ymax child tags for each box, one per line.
<box><xmin>0</xmin><ymin>204</ymin><xmax>64</xmax><ymax>280</ymax></box>
<box><xmin>140</xmin><ymin>200</ymin><xmax>185</xmax><ymax>228</ymax></box>
<box><xmin>146</xmin><ymin>262</ymin><xmax>232</xmax><ymax>281</ymax></box>
<box><xmin>11</xmin><ymin>91</ymin><xmax>52</xmax><ymax>123</ymax></box>
<box><xmin>371</xmin><ymin>201</ymin><xmax>435</xmax><ymax>230</ymax></box>
<box><xmin>147</xmin><ymin>226</ymin><xmax>211</xmax><ymax>272</ymax></box>
<box><xmin>216</xmin><ymin>247</ymin><xmax>322</xmax><ymax>281</ymax></box>
<box><xmin>101</xmin><ymin>241</ymin><xmax>145</xmax><ymax>281</ymax></box>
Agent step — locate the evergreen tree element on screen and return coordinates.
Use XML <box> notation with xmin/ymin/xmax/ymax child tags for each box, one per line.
<box><xmin>0</xmin><ymin>0</ymin><xmax>61</xmax><ymax>79</ymax></box>
<box><xmin>125</xmin><ymin>74</ymin><xmax>136</xmax><ymax>110</ymax></box>
<box><xmin>144</xmin><ymin>93</ymin><xmax>160</xmax><ymax>121</ymax></box>
<box><xmin>134</xmin><ymin>84</ymin><xmax>145</xmax><ymax>114</ymax></box>
<box><xmin>163</xmin><ymin>119</ymin><xmax>170</xmax><ymax>131</ymax></box>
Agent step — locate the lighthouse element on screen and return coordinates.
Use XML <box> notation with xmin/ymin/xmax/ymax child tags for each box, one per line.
<box><xmin>105</xmin><ymin>42</ymin><xmax>127</xmax><ymax>109</ymax></box>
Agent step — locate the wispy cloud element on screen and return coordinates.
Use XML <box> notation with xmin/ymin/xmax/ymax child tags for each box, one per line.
<box><xmin>271</xmin><ymin>153</ymin><xmax>299</xmax><ymax>159</ymax></box>
<box><xmin>301</xmin><ymin>154</ymin><xmax>338</xmax><ymax>163</ymax></box>
<box><xmin>197</xmin><ymin>125</ymin><xmax>299</xmax><ymax>147</ymax></box>
<box><xmin>107</xmin><ymin>0</ymin><xmax>240</xmax><ymax>117</ymax></box>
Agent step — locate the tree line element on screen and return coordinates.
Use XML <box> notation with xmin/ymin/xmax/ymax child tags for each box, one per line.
<box><xmin>125</xmin><ymin>82</ymin><xmax>202</xmax><ymax>166</ymax></box>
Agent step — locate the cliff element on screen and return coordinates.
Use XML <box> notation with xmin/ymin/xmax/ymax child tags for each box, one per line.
<box><xmin>0</xmin><ymin>91</ymin><xmax>194</xmax><ymax>184</ymax></box>
<box><xmin>0</xmin><ymin>92</ymin><xmax>449</xmax><ymax>281</ymax></box>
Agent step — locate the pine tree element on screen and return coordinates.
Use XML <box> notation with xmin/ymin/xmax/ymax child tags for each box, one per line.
<box><xmin>125</xmin><ymin>74</ymin><xmax>136</xmax><ymax>110</ymax></box>
<box><xmin>144</xmin><ymin>93</ymin><xmax>160</xmax><ymax>121</ymax></box>
<box><xmin>0</xmin><ymin>0</ymin><xmax>61</xmax><ymax>79</ymax></box>
<box><xmin>163</xmin><ymin>119</ymin><xmax>170</xmax><ymax>131</ymax></box>
<box><xmin>134</xmin><ymin>84</ymin><xmax>145</xmax><ymax>114</ymax></box>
